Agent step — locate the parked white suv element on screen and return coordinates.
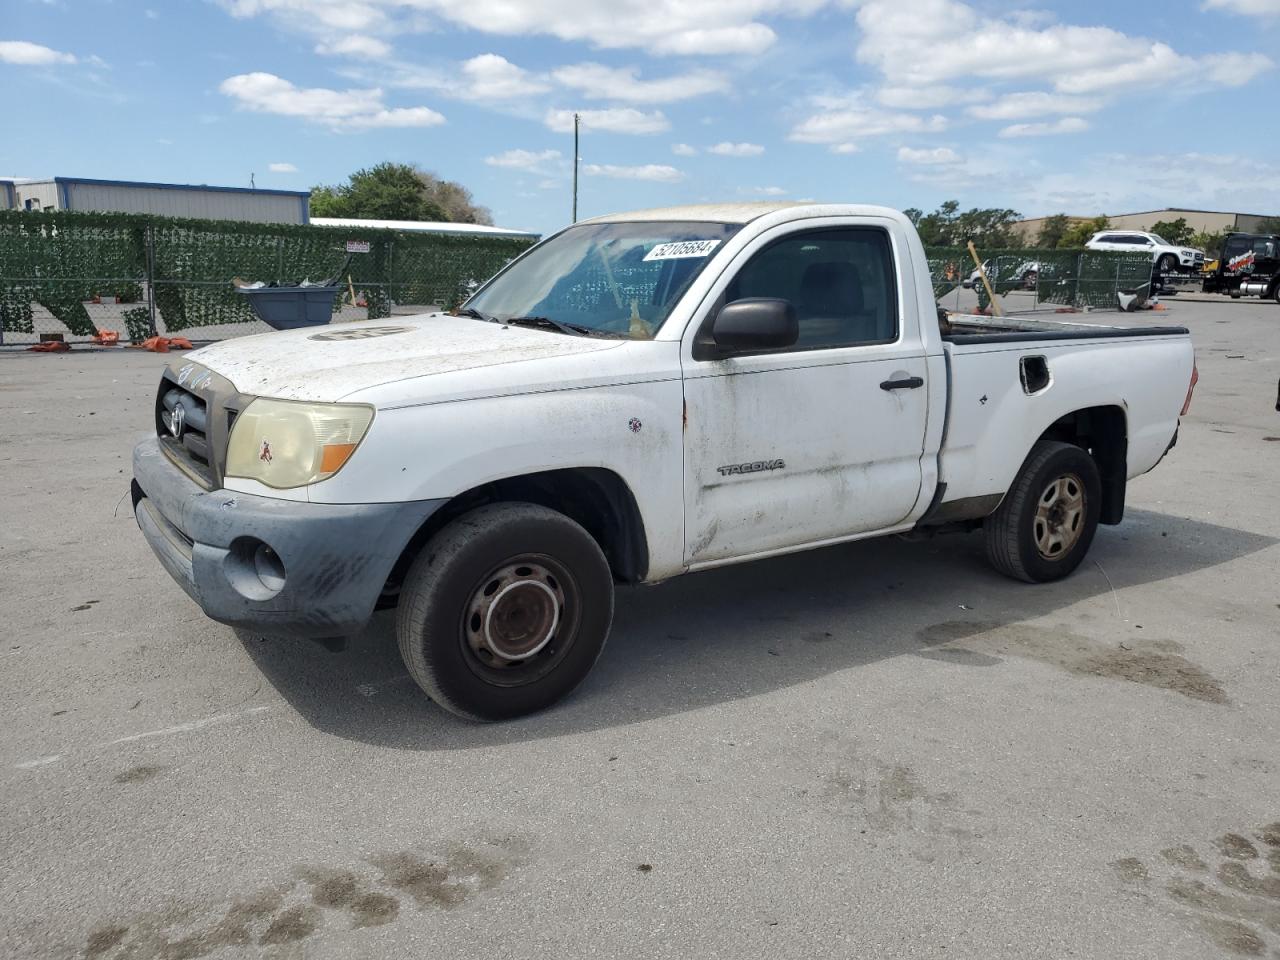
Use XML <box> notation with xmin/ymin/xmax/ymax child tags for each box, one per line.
<box><xmin>1086</xmin><ymin>231</ymin><xmax>1204</xmax><ymax>274</ymax></box>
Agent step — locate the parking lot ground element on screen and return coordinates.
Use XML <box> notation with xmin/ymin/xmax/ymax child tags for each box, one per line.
<box><xmin>1</xmin><ymin>300</ymin><xmax>1278</xmax><ymax>960</ymax></box>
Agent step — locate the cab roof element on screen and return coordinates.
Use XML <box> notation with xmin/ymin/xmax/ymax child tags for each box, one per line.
<box><xmin>575</xmin><ymin>202</ymin><xmax>905</xmax><ymax>225</ymax></box>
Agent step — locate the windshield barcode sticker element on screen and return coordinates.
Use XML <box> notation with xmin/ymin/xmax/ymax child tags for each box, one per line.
<box><xmin>643</xmin><ymin>240</ymin><xmax>721</xmax><ymax>262</ymax></box>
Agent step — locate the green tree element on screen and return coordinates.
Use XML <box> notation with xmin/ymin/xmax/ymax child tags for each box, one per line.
<box><xmin>417</xmin><ymin>171</ymin><xmax>493</xmax><ymax>225</ymax></box>
<box><xmin>309</xmin><ymin>162</ymin><xmax>492</xmax><ymax>223</ymax></box>
<box><xmin>1191</xmin><ymin>229</ymin><xmax>1229</xmax><ymax>259</ymax></box>
<box><xmin>1254</xmin><ymin>217</ymin><xmax>1280</xmax><ymax>235</ymax></box>
<box><xmin>907</xmin><ymin>200</ymin><xmax>1022</xmax><ymax>248</ymax></box>
<box><xmin>1035</xmin><ymin>214</ymin><xmax>1070</xmax><ymax>249</ymax></box>
<box><xmin>1059</xmin><ymin>215</ymin><xmax>1110</xmax><ymax>248</ymax></box>
<box><xmin>1148</xmin><ymin>217</ymin><xmax>1195</xmax><ymax>245</ymax></box>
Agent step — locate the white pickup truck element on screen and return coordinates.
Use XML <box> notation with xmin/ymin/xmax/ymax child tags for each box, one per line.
<box><xmin>132</xmin><ymin>203</ymin><xmax>1197</xmax><ymax>720</ymax></box>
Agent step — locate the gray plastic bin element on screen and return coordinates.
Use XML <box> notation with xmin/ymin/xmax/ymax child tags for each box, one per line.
<box><xmin>236</xmin><ymin>285</ymin><xmax>340</xmax><ymax>330</ymax></box>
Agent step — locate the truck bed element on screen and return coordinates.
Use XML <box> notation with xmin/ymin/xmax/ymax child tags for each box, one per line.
<box><xmin>943</xmin><ymin>312</ymin><xmax>1188</xmax><ymax>344</ymax></box>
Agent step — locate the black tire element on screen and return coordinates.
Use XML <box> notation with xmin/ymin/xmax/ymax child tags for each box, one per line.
<box><xmin>1157</xmin><ymin>253</ymin><xmax>1179</xmax><ymax>275</ymax></box>
<box><xmin>396</xmin><ymin>502</ymin><xmax>614</xmax><ymax>721</ymax></box>
<box><xmin>984</xmin><ymin>441</ymin><xmax>1102</xmax><ymax>583</ymax></box>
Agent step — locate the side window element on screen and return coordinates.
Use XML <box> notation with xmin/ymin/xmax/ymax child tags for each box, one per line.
<box><xmin>1223</xmin><ymin>236</ymin><xmax>1250</xmax><ymax>259</ymax></box>
<box><xmin>723</xmin><ymin>228</ymin><xmax>897</xmax><ymax>350</ymax></box>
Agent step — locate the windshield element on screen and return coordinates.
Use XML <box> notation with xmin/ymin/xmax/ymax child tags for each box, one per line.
<box><xmin>1149</xmin><ymin>234</ymin><xmax>1171</xmax><ymax>246</ymax></box>
<box><xmin>465</xmin><ymin>221</ymin><xmax>741</xmax><ymax>339</ymax></box>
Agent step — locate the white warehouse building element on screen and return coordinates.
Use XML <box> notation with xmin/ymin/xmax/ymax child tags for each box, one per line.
<box><xmin>1</xmin><ymin>176</ymin><xmax>310</xmax><ymax>224</ymax></box>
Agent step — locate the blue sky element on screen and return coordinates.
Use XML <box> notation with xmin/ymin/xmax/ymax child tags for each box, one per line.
<box><xmin>2</xmin><ymin>0</ymin><xmax>1278</xmax><ymax>234</ymax></box>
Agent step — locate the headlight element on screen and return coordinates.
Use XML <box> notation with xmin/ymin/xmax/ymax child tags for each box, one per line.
<box><xmin>225</xmin><ymin>398</ymin><xmax>374</xmax><ymax>489</ymax></box>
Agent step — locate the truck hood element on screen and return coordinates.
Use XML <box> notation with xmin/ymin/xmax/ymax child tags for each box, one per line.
<box><xmin>185</xmin><ymin>313</ymin><xmax>626</xmax><ymax>403</ymax></box>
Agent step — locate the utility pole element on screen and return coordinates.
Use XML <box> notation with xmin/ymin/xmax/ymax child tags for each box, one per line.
<box><xmin>572</xmin><ymin>112</ymin><xmax>580</xmax><ymax>223</ymax></box>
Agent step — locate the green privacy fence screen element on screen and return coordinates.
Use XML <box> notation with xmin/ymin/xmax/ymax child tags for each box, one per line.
<box><xmin>924</xmin><ymin>247</ymin><xmax>1156</xmax><ymax>310</ymax></box>
<box><xmin>1</xmin><ymin>212</ymin><xmax>1161</xmax><ymax>341</ymax></box>
<box><xmin>0</xmin><ymin>209</ymin><xmax>537</xmax><ymax>339</ymax></box>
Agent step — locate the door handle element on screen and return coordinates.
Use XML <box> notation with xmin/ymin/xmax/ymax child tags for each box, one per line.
<box><xmin>880</xmin><ymin>376</ymin><xmax>924</xmax><ymax>391</ymax></box>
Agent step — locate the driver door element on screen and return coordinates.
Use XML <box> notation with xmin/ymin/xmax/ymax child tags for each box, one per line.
<box><xmin>680</xmin><ymin>222</ymin><xmax>930</xmax><ymax>565</ymax></box>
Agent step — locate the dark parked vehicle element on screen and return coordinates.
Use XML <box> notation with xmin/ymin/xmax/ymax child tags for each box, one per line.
<box><xmin>1203</xmin><ymin>233</ymin><xmax>1280</xmax><ymax>301</ymax></box>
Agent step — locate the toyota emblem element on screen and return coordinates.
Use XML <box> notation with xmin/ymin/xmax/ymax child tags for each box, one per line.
<box><xmin>169</xmin><ymin>402</ymin><xmax>186</xmax><ymax>440</ymax></box>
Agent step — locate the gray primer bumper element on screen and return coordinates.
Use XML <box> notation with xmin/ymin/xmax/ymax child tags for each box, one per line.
<box><xmin>132</xmin><ymin>437</ymin><xmax>446</xmax><ymax>638</ymax></box>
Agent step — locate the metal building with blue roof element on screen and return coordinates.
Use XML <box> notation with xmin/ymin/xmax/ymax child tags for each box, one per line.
<box><xmin>6</xmin><ymin>176</ymin><xmax>310</xmax><ymax>224</ymax></box>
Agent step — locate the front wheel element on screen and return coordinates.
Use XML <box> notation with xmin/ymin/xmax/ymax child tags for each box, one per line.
<box><xmin>1157</xmin><ymin>253</ymin><xmax>1179</xmax><ymax>275</ymax></box>
<box><xmin>396</xmin><ymin>502</ymin><xmax>614</xmax><ymax>721</ymax></box>
<box><xmin>984</xmin><ymin>441</ymin><xmax>1102</xmax><ymax>583</ymax></box>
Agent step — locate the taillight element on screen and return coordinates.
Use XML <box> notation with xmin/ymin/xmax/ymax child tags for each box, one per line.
<box><xmin>1181</xmin><ymin>361</ymin><xmax>1198</xmax><ymax>416</ymax></box>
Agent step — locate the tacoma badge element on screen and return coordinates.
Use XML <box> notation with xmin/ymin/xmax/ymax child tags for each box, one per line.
<box><xmin>716</xmin><ymin>459</ymin><xmax>785</xmax><ymax>477</ymax></box>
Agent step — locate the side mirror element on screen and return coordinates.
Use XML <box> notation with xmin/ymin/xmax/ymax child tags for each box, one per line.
<box><xmin>710</xmin><ymin>298</ymin><xmax>798</xmax><ymax>355</ymax></box>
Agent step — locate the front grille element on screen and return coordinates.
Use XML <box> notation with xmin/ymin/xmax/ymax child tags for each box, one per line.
<box><xmin>154</xmin><ymin>364</ymin><xmax>247</xmax><ymax>490</ymax></box>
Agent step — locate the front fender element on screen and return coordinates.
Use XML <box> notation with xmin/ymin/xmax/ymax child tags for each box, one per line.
<box><xmin>307</xmin><ymin>379</ymin><xmax>688</xmax><ymax>580</ymax></box>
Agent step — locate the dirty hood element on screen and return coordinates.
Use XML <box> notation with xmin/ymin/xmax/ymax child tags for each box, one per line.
<box><xmin>184</xmin><ymin>313</ymin><xmax>625</xmax><ymax>403</ymax></box>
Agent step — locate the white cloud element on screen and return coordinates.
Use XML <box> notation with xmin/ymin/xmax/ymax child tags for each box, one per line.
<box><xmin>551</xmin><ymin>62</ymin><xmax>728</xmax><ymax>103</ymax></box>
<box><xmin>485</xmin><ymin>148</ymin><xmax>562</xmax><ymax>172</ymax></box>
<box><xmin>876</xmin><ymin>85</ymin><xmax>987</xmax><ymax>109</ymax></box>
<box><xmin>218</xmin><ymin>0</ymin><xmax>824</xmax><ymax>56</ymax></box>
<box><xmin>219</xmin><ymin>72</ymin><xmax>445</xmax><ymax>129</ymax></box>
<box><xmin>268</xmin><ymin>162</ymin><xmax>298</xmax><ymax>172</ymax></box>
<box><xmin>857</xmin><ymin>0</ymin><xmax>1275</xmax><ymax>101</ymax></box>
<box><xmin>0</xmin><ymin>40</ymin><xmax>77</xmax><ymax>65</ymax></box>
<box><xmin>459</xmin><ymin>53</ymin><xmax>550</xmax><ymax>100</ymax></box>
<box><xmin>708</xmin><ymin>141</ymin><xmax>764</xmax><ymax>156</ymax></box>
<box><xmin>1004</xmin><ymin>152</ymin><xmax>1280</xmax><ymax>217</ymax></box>
<box><xmin>998</xmin><ymin>116</ymin><xmax>1089</xmax><ymax>137</ymax></box>
<box><xmin>897</xmin><ymin>146</ymin><xmax>962</xmax><ymax>165</ymax></box>
<box><xmin>1201</xmin><ymin>52</ymin><xmax>1274</xmax><ymax>87</ymax></box>
<box><xmin>790</xmin><ymin>98</ymin><xmax>946</xmax><ymax>143</ymax></box>
<box><xmin>649</xmin><ymin>23</ymin><xmax>776</xmax><ymax>55</ymax></box>
<box><xmin>220</xmin><ymin>0</ymin><xmax>387</xmax><ymax>33</ymax></box>
<box><xmin>744</xmin><ymin>185</ymin><xmax>787</xmax><ymax>196</ymax></box>
<box><xmin>366</xmin><ymin>53</ymin><xmax>550</xmax><ymax>101</ymax></box>
<box><xmin>545</xmin><ymin>107</ymin><xmax>668</xmax><ymax>134</ymax></box>
<box><xmin>968</xmin><ymin>90</ymin><xmax>1102</xmax><ymax>120</ymax></box>
<box><xmin>829</xmin><ymin>143</ymin><xmax>860</xmax><ymax>154</ymax></box>
<box><xmin>583</xmin><ymin>163</ymin><xmax>684</xmax><ymax>182</ymax></box>
<box><xmin>671</xmin><ymin>143</ymin><xmax>698</xmax><ymax>156</ymax></box>
<box><xmin>315</xmin><ymin>35</ymin><xmax>391</xmax><ymax>58</ymax></box>
<box><xmin>1202</xmin><ymin>0</ymin><xmax>1280</xmax><ymax>15</ymax></box>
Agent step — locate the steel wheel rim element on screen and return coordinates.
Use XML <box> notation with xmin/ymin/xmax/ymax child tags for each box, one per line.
<box><xmin>460</xmin><ymin>555</ymin><xmax>579</xmax><ymax>687</ymax></box>
<box><xmin>1034</xmin><ymin>472</ymin><xmax>1086</xmax><ymax>561</ymax></box>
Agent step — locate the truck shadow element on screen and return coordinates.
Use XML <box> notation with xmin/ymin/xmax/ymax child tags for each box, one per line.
<box><xmin>235</xmin><ymin>507</ymin><xmax>1275</xmax><ymax>749</ymax></box>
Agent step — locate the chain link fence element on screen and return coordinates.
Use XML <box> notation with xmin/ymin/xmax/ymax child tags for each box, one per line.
<box><xmin>925</xmin><ymin>247</ymin><xmax>1157</xmax><ymax>313</ymax></box>
<box><xmin>0</xmin><ymin>210</ymin><xmax>537</xmax><ymax>346</ymax></box>
<box><xmin>1</xmin><ymin>212</ymin><xmax>1164</xmax><ymax>347</ymax></box>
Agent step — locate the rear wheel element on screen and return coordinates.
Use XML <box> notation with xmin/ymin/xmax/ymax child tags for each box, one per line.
<box><xmin>396</xmin><ymin>502</ymin><xmax>614</xmax><ymax>721</ymax></box>
<box><xmin>984</xmin><ymin>441</ymin><xmax>1102</xmax><ymax>583</ymax></box>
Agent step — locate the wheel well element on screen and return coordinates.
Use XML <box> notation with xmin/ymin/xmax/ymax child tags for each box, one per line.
<box><xmin>380</xmin><ymin>468</ymin><xmax>649</xmax><ymax>606</ymax></box>
<box><xmin>1036</xmin><ymin>405</ymin><xmax>1127</xmax><ymax>525</ymax></box>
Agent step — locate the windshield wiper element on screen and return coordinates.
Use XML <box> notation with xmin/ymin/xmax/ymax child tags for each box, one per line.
<box><xmin>504</xmin><ymin>315</ymin><xmax>619</xmax><ymax>338</ymax></box>
<box><xmin>455</xmin><ymin>306</ymin><xmax>500</xmax><ymax>323</ymax></box>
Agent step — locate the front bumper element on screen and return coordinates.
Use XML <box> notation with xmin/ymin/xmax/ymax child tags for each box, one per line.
<box><xmin>132</xmin><ymin>437</ymin><xmax>446</xmax><ymax>638</ymax></box>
